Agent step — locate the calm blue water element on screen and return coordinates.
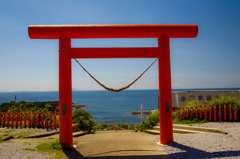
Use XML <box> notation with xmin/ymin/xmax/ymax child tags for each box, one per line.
<box><xmin>0</xmin><ymin>88</ymin><xmax>239</xmax><ymax>123</ymax></box>
<box><xmin>0</xmin><ymin>90</ymin><xmax>158</xmax><ymax>124</ymax></box>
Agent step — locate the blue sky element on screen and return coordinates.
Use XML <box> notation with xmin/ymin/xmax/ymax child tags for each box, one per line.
<box><xmin>0</xmin><ymin>0</ymin><xmax>240</xmax><ymax>92</ymax></box>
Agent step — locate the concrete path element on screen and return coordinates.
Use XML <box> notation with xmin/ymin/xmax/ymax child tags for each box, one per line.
<box><xmin>64</xmin><ymin>130</ymin><xmax>170</xmax><ymax>159</ymax></box>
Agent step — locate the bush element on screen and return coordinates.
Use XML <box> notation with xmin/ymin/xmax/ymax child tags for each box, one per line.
<box><xmin>137</xmin><ymin>120</ymin><xmax>153</xmax><ymax>132</ymax></box>
<box><xmin>93</xmin><ymin>122</ymin><xmax>103</xmax><ymax>131</ymax></box>
<box><xmin>147</xmin><ymin>110</ymin><xmax>159</xmax><ymax>126</ymax></box>
<box><xmin>117</xmin><ymin>122</ymin><xmax>130</xmax><ymax>130</ymax></box>
<box><xmin>137</xmin><ymin>110</ymin><xmax>159</xmax><ymax>132</ymax></box>
<box><xmin>94</xmin><ymin>122</ymin><xmax>138</xmax><ymax>131</ymax></box>
<box><xmin>72</xmin><ymin>109</ymin><xmax>95</xmax><ymax>133</ymax></box>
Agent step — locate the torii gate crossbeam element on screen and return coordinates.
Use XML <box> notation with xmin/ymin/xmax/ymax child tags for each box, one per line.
<box><xmin>28</xmin><ymin>24</ymin><xmax>198</xmax><ymax>147</ymax></box>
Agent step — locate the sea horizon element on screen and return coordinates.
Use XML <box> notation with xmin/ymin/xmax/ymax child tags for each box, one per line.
<box><xmin>0</xmin><ymin>87</ymin><xmax>240</xmax><ymax>93</ymax></box>
<box><xmin>0</xmin><ymin>88</ymin><xmax>239</xmax><ymax>124</ymax></box>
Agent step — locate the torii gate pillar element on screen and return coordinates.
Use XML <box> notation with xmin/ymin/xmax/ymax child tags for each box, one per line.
<box><xmin>158</xmin><ymin>34</ymin><xmax>173</xmax><ymax>144</ymax></box>
<box><xmin>59</xmin><ymin>35</ymin><xmax>73</xmax><ymax>146</ymax></box>
<box><xmin>28</xmin><ymin>24</ymin><xmax>198</xmax><ymax>147</ymax></box>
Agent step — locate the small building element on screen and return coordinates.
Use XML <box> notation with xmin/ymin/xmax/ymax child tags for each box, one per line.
<box><xmin>172</xmin><ymin>90</ymin><xmax>240</xmax><ymax>107</ymax></box>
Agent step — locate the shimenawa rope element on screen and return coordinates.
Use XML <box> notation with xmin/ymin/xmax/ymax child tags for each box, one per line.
<box><xmin>74</xmin><ymin>58</ymin><xmax>157</xmax><ymax>92</ymax></box>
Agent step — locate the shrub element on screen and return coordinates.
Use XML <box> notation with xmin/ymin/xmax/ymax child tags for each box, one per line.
<box><xmin>93</xmin><ymin>122</ymin><xmax>103</xmax><ymax>131</ymax></box>
<box><xmin>72</xmin><ymin>109</ymin><xmax>95</xmax><ymax>133</ymax></box>
<box><xmin>147</xmin><ymin>110</ymin><xmax>159</xmax><ymax>126</ymax></box>
<box><xmin>137</xmin><ymin>120</ymin><xmax>153</xmax><ymax>132</ymax></box>
<box><xmin>137</xmin><ymin>110</ymin><xmax>159</xmax><ymax>131</ymax></box>
<box><xmin>117</xmin><ymin>122</ymin><xmax>130</xmax><ymax>130</ymax></box>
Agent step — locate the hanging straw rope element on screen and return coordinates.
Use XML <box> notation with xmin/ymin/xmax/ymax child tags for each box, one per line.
<box><xmin>74</xmin><ymin>58</ymin><xmax>157</xmax><ymax>92</ymax></box>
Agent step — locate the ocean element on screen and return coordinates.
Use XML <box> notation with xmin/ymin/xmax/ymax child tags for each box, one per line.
<box><xmin>0</xmin><ymin>88</ymin><xmax>239</xmax><ymax>124</ymax></box>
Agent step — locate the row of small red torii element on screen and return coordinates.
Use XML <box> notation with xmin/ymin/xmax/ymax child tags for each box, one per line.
<box><xmin>178</xmin><ymin>103</ymin><xmax>238</xmax><ymax>121</ymax></box>
<box><xmin>0</xmin><ymin>111</ymin><xmax>57</xmax><ymax>128</ymax></box>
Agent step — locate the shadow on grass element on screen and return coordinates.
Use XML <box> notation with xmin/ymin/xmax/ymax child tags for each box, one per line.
<box><xmin>166</xmin><ymin>141</ymin><xmax>240</xmax><ymax>159</ymax></box>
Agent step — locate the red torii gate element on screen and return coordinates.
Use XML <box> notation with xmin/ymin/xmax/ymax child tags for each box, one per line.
<box><xmin>28</xmin><ymin>24</ymin><xmax>198</xmax><ymax>147</ymax></box>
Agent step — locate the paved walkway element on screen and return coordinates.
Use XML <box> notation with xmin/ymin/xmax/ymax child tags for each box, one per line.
<box><xmin>64</xmin><ymin>131</ymin><xmax>170</xmax><ymax>159</ymax></box>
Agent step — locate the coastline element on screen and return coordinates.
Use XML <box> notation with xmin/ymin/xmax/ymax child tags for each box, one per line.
<box><xmin>0</xmin><ymin>87</ymin><xmax>240</xmax><ymax>93</ymax></box>
<box><xmin>0</xmin><ymin>88</ymin><xmax>240</xmax><ymax>124</ymax></box>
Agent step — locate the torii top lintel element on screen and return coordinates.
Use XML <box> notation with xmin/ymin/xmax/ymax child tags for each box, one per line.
<box><xmin>28</xmin><ymin>24</ymin><xmax>198</xmax><ymax>39</ymax></box>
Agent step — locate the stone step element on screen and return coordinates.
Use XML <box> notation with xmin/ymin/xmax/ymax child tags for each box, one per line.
<box><xmin>22</xmin><ymin>131</ymin><xmax>87</xmax><ymax>138</ymax></box>
<box><xmin>153</xmin><ymin>126</ymin><xmax>160</xmax><ymax>130</ymax></box>
<box><xmin>173</xmin><ymin>124</ymin><xmax>227</xmax><ymax>134</ymax></box>
<box><xmin>153</xmin><ymin>124</ymin><xmax>227</xmax><ymax>134</ymax></box>
<box><xmin>172</xmin><ymin>128</ymin><xmax>206</xmax><ymax>134</ymax></box>
<box><xmin>145</xmin><ymin>128</ymin><xmax>205</xmax><ymax>134</ymax></box>
<box><xmin>144</xmin><ymin>129</ymin><xmax>160</xmax><ymax>135</ymax></box>
<box><xmin>24</xmin><ymin>131</ymin><xmax>60</xmax><ymax>138</ymax></box>
<box><xmin>73</xmin><ymin>131</ymin><xmax>87</xmax><ymax>137</ymax></box>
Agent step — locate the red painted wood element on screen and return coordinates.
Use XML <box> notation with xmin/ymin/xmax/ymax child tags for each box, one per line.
<box><xmin>195</xmin><ymin>105</ymin><xmax>198</xmax><ymax>117</ymax></box>
<box><xmin>20</xmin><ymin>112</ymin><xmax>22</xmax><ymax>127</ymax></box>
<box><xmin>200</xmin><ymin>105</ymin><xmax>202</xmax><ymax>119</ymax></box>
<box><xmin>28</xmin><ymin>24</ymin><xmax>198</xmax><ymax>146</ymax></box>
<box><xmin>15</xmin><ymin>112</ymin><xmax>18</xmax><ymax>128</ymax></box>
<box><xmin>59</xmin><ymin>35</ymin><xmax>73</xmax><ymax>147</ymax></box>
<box><xmin>3</xmin><ymin>113</ymin><xmax>5</xmax><ymax>127</ymax></box>
<box><xmin>235</xmin><ymin>106</ymin><xmax>237</xmax><ymax>121</ymax></box>
<box><xmin>214</xmin><ymin>104</ymin><xmax>217</xmax><ymax>121</ymax></box>
<box><xmin>158</xmin><ymin>35</ymin><xmax>173</xmax><ymax>144</ymax></box>
<box><xmin>49</xmin><ymin>111</ymin><xmax>52</xmax><ymax>128</ymax></box>
<box><xmin>224</xmin><ymin>103</ymin><xmax>227</xmax><ymax>121</ymax></box>
<box><xmin>7</xmin><ymin>112</ymin><xmax>9</xmax><ymax>127</ymax></box>
<box><xmin>219</xmin><ymin>103</ymin><xmax>222</xmax><ymax>121</ymax></box>
<box><xmin>28</xmin><ymin>24</ymin><xmax>198</xmax><ymax>39</ymax></box>
<box><xmin>54</xmin><ymin>111</ymin><xmax>57</xmax><ymax>129</ymax></box>
<box><xmin>182</xmin><ymin>107</ymin><xmax>185</xmax><ymax>119</ymax></box>
<box><xmin>32</xmin><ymin>112</ymin><xmax>35</xmax><ymax>128</ymax></box>
<box><xmin>24</xmin><ymin>112</ymin><xmax>27</xmax><ymax>128</ymax></box>
<box><xmin>37</xmin><ymin>112</ymin><xmax>39</xmax><ymax>127</ymax></box>
<box><xmin>45</xmin><ymin>112</ymin><xmax>48</xmax><ymax>128</ymax></box>
<box><xmin>28</xmin><ymin>112</ymin><xmax>31</xmax><ymax>128</ymax></box>
<box><xmin>178</xmin><ymin>107</ymin><xmax>180</xmax><ymax>120</ymax></box>
<box><xmin>71</xmin><ymin>48</ymin><xmax>159</xmax><ymax>59</ymax></box>
<box><xmin>204</xmin><ymin>105</ymin><xmax>207</xmax><ymax>119</ymax></box>
<box><xmin>11</xmin><ymin>112</ymin><xmax>14</xmax><ymax>128</ymax></box>
<box><xmin>229</xmin><ymin>103</ymin><xmax>232</xmax><ymax>121</ymax></box>
<box><xmin>41</xmin><ymin>112</ymin><xmax>44</xmax><ymax>128</ymax></box>
<box><xmin>191</xmin><ymin>106</ymin><xmax>193</xmax><ymax>118</ymax></box>
<box><xmin>209</xmin><ymin>104</ymin><xmax>212</xmax><ymax>121</ymax></box>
